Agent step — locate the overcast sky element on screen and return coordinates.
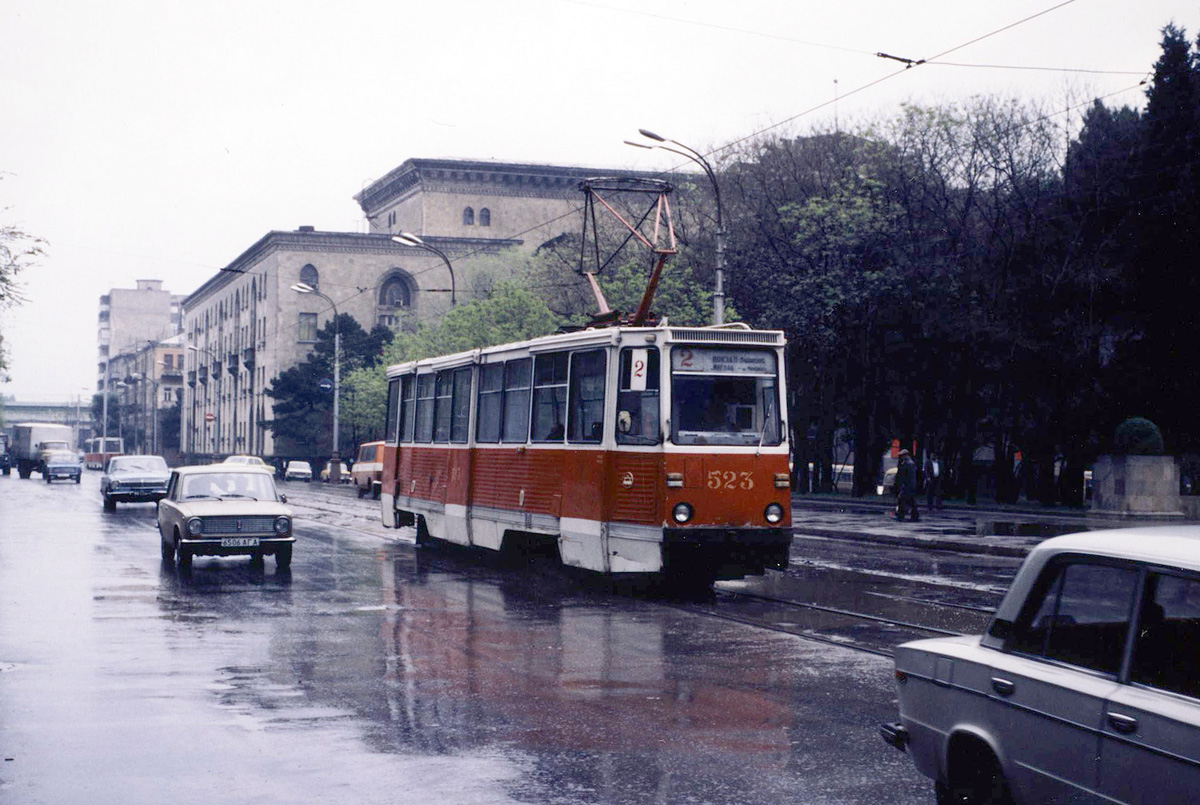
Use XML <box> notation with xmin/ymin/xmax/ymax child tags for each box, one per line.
<box><xmin>2</xmin><ymin>0</ymin><xmax>1195</xmax><ymax>401</ymax></box>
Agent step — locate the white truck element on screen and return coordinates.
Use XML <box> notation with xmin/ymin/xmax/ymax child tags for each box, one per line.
<box><xmin>12</xmin><ymin>422</ymin><xmax>74</xmax><ymax>479</ymax></box>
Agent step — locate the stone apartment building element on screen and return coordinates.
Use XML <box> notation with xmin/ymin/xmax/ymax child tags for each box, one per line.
<box><xmin>180</xmin><ymin>157</ymin><xmax>647</xmax><ymax>461</ymax></box>
<box><xmin>97</xmin><ymin>279</ymin><xmax>183</xmax><ymax>391</ymax></box>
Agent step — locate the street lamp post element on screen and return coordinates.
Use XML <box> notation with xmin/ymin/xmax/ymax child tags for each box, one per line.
<box><xmin>187</xmin><ymin>344</ymin><xmax>220</xmax><ymax>457</ymax></box>
<box><xmin>290</xmin><ymin>282</ymin><xmax>342</xmax><ymax>481</ymax></box>
<box><xmin>391</xmin><ymin>233</ymin><xmax>457</xmax><ymax>306</ymax></box>
<box><xmin>626</xmin><ymin>129</ymin><xmax>726</xmax><ymax>325</ymax></box>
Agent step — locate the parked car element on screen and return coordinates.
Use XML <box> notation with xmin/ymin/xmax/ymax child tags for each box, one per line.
<box><xmin>156</xmin><ymin>464</ymin><xmax>294</xmax><ymax>570</ymax></box>
<box><xmin>320</xmin><ymin>460</ymin><xmax>352</xmax><ymax>484</ymax></box>
<box><xmin>42</xmin><ymin>450</ymin><xmax>82</xmax><ymax>484</ymax></box>
<box><xmin>101</xmin><ymin>455</ymin><xmax>170</xmax><ymax>509</ymax></box>
<box><xmin>883</xmin><ymin>526</ymin><xmax>1200</xmax><ymax>804</ymax></box>
<box><xmin>223</xmin><ymin>455</ymin><xmax>268</xmax><ymax>467</ymax></box>
<box><xmin>351</xmin><ymin>441</ymin><xmax>384</xmax><ymax>499</ymax></box>
<box><xmin>283</xmin><ymin>460</ymin><xmax>313</xmax><ymax>482</ymax></box>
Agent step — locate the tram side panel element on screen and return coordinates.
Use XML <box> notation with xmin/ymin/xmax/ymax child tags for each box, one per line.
<box><xmin>604</xmin><ymin>452</ymin><xmax>666</xmax><ymax>573</ymax></box>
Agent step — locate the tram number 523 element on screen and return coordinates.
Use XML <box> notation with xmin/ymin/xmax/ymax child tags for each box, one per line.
<box><xmin>708</xmin><ymin>470</ymin><xmax>754</xmax><ymax>490</ymax></box>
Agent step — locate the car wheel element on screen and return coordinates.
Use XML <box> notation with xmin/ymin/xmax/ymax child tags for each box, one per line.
<box><xmin>941</xmin><ymin>744</ymin><xmax>1012</xmax><ymax>805</ymax></box>
<box><xmin>74</xmin><ymin>475</ymin><xmax>81</xmax><ymax>484</ymax></box>
<box><xmin>357</xmin><ymin>485</ymin><xmax>366</xmax><ymax>498</ymax></box>
<box><xmin>45</xmin><ymin>474</ymin><xmax>52</xmax><ymax>483</ymax></box>
<box><xmin>161</xmin><ymin>535</ymin><xmax>174</xmax><ymax>563</ymax></box>
<box><xmin>104</xmin><ymin>496</ymin><xmax>116</xmax><ymax>511</ymax></box>
<box><xmin>275</xmin><ymin>544</ymin><xmax>292</xmax><ymax>570</ymax></box>
<box><xmin>176</xmin><ymin>538</ymin><xmax>192</xmax><ymax>570</ymax></box>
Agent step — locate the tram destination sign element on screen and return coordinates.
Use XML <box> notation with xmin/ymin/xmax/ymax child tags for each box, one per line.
<box><xmin>671</xmin><ymin>348</ymin><xmax>775</xmax><ymax>375</ymax></box>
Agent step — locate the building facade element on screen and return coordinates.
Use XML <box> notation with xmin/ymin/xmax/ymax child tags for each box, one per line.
<box><xmin>107</xmin><ymin>335</ymin><xmax>185</xmax><ymax>461</ymax></box>
<box><xmin>98</xmin><ymin>279</ymin><xmax>183</xmax><ymax>391</ymax></box>
<box><xmin>181</xmin><ymin>158</ymin><xmax>663</xmax><ymax>462</ymax></box>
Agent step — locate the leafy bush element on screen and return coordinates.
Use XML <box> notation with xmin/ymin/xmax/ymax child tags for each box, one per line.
<box><xmin>1114</xmin><ymin>417</ymin><xmax>1165</xmax><ymax>455</ymax></box>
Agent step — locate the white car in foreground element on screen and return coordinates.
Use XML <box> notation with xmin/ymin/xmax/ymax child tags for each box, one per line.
<box><xmin>884</xmin><ymin>527</ymin><xmax>1200</xmax><ymax>804</ymax></box>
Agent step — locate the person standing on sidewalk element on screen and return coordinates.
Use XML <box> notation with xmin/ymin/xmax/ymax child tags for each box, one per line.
<box><xmin>924</xmin><ymin>452</ymin><xmax>943</xmax><ymax>509</ymax></box>
<box><xmin>896</xmin><ymin>449</ymin><xmax>920</xmax><ymax>521</ymax></box>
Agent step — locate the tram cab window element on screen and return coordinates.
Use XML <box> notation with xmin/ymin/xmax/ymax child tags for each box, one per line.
<box><xmin>670</xmin><ymin>347</ymin><xmax>782</xmax><ymax>446</ymax></box>
<box><xmin>568</xmin><ymin>350</ymin><xmax>606</xmax><ymax>443</ymax></box>
<box><xmin>617</xmin><ymin>347</ymin><xmax>661</xmax><ymax>445</ymax></box>
<box><xmin>476</xmin><ymin>363</ymin><xmax>504</xmax><ymax>443</ymax></box>
<box><xmin>401</xmin><ymin>375</ymin><xmax>416</xmax><ymax>442</ymax></box>
<box><xmin>502</xmin><ymin>359</ymin><xmax>532</xmax><ymax>443</ymax></box>
<box><xmin>385</xmin><ymin>378</ymin><xmax>401</xmax><ymax>444</ymax></box>
<box><xmin>532</xmin><ymin>352</ymin><xmax>569</xmax><ymax>441</ymax></box>
<box><xmin>414</xmin><ymin>374</ymin><xmax>436</xmax><ymax>442</ymax></box>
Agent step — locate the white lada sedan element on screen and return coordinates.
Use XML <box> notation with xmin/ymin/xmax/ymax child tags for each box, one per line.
<box><xmin>883</xmin><ymin>527</ymin><xmax>1200</xmax><ymax>804</ymax></box>
<box><xmin>157</xmin><ymin>465</ymin><xmax>295</xmax><ymax>570</ymax></box>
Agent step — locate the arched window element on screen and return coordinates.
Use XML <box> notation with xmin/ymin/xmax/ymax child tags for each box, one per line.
<box><xmin>462</xmin><ymin>207</ymin><xmax>475</xmax><ymax>226</ymax></box>
<box><xmin>300</xmin><ymin>264</ymin><xmax>319</xmax><ymax>289</ymax></box>
<box><xmin>479</xmin><ymin>208</ymin><xmax>491</xmax><ymax>227</ymax></box>
<box><xmin>379</xmin><ymin>277</ymin><xmax>410</xmax><ymax>309</ymax></box>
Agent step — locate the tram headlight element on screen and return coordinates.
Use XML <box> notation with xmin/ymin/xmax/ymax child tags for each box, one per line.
<box><xmin>764</xmin><ymin>503</ymin><xmax>785</xmax><ymax>524</ymax></box>
<box><xmin>672</xmin><ymin>502</ymin><xmax>693</xmax><ymax>524</ymax></box>
<box><xmin>186</xmin><ymin>518</ymin><xmax>204</xmax><ymax>536</ymax></box>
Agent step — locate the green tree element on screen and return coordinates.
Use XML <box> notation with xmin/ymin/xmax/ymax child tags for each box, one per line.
<box><xmin>0</xmin><ymin>178</ymin><xmax>45</xmax><ymax>378</ymax></box>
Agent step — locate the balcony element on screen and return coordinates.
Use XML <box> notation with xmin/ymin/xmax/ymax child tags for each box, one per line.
<box><xmin>211</xmin><ymin>360</ymin><xmax>222</xmax><ymax>376</ymax></box>
<box><xmin>197</xmin><ymin>366</ymin><xmax>208</xmax><ymax>384</ymax></box>
<box><xmin>241</xmin><ymin>347</ymin><xmax>256</xmax><ymax>369</ymax></box>
<box><xmin>227</xmin><ymin>353</ymin><xmax>239</xmax><ymax>376</ymax></box>
<box><xmin>186</xmin><ymin>370</ymin><xmax>196</xmax><ymax>388</ymax></box>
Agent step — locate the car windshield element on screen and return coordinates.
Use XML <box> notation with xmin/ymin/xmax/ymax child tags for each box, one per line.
<box><xmin>110</xmin><ymin>456</ymin><xmax>168</xmax><ymax>473</ymax></box>
<box><xmin>45</xmin><ymin>451</ymin><xmax>77</xmax><ymax>463</ymax></box>
<box><xmin>670</xmin><ymin>348</ymin><xmax>782</xmax><ymax>446</ymax></box>
<box><xmin>289</xmin><ymin>462</ymin><xmax>311</xmax><ymax>471</ymax></box>
<box><xmin>180</xmin><ymin>472</ymin><xmax>277</xmax><ymax>501</ymax></box>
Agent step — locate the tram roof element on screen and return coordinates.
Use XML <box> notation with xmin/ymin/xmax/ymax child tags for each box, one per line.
<box><xmin>385</xmin><ymin>323</ymin><xmax>786</xmax><ymax>376</ymax></box>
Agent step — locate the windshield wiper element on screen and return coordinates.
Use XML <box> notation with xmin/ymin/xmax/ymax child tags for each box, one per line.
<box><xmin>184</xmin><ymin>494</ymin><xmax>219</xmax><ymax>500</ymax></box>
<box><xmin>218</xmin><ymin>494</ymin><xmax>258</xmax><ymax>500</ymax></box>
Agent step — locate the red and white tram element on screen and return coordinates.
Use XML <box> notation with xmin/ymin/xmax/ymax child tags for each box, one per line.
<box><xmin>84</xmin><ymin>436</ymin><xmax>124</xmax><ymax>470</ymax></box>
<box><xmin>379</xmin><ymin>322</ymin><xmax>792</xmax><ymax>582</ymax></box>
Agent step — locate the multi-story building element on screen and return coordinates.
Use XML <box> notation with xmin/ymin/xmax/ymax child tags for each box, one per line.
<box><xmin>98</xmin><ymin>279</ymin><xmax>183</xmax><ymax>391</ymax></box>
<box><xmin>108</xmin><ymin>335</ymin><xmax>185</xmax><ymax>461</ymax></box>
<box><xmin>180</xmin><ymin>158</ymin><xmax>666</xmax><ymax>462</ymax></box>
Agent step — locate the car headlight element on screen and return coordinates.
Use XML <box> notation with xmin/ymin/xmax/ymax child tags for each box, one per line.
<box><xmin>274</xmin><ymin>516</ymin><xmax>291</xmax><ymax>535</ymax></box>
<box><xmin>764</xmin><ymin>503</ymin><xmax>785</xmax><ymax>524</ymax></box>
<box><xmin>186</xmin><ymin>518</ymin><xmax>204</xmax><ymax>536</ymax></box>
<box><xmin>672</xmin><ymin>503</ymin><xmax>693</xmax><ymax>524</ymax></box>
<box><xmin>110</xmin><ymin>480</ymin><xmax>121</xmax><ymax>489</ymax></box>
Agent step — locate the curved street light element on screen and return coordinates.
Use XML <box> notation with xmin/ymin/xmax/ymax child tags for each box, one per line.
<box><xmin>626</xmin><ymin>129</ymin><xmax>726</xmax><ymax>325</ymax></box>
<box><xmin>391</xmin><ymin>232</ymin><xmax>457</xmax><ymax>306</ymax></box>
<box><xmin>290</xmin><ymin>282</ymin><xmax>343</xmax><ymax>479</ymax></box>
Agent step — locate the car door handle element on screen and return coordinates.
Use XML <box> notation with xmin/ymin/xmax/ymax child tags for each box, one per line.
<box><xmin>991</xmin><ymin>677</ymin><xmax>1015</xmax><ymax>696</ymax></box>
<box><xmin>1108</xmin><ymin>713</ymin><xmax>1138</xmax><ymax>734</ymax></box>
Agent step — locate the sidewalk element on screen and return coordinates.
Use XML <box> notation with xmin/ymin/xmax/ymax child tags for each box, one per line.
<box><xmin>790</xmin><ymin>493</ymin><xmax>1200</xmax><ymax>558</ymax></box>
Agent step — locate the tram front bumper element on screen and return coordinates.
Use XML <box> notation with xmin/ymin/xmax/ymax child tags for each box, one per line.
<box><xmin>662</xmin><ymin>526</ymin><xmax>792</xmax><ymax>574</ymax></box>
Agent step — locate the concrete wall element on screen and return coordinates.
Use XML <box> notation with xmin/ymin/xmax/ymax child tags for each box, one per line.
<box><xmin>1090</xmin><ymin>454</ymin><xmax>1182</xmax><ymax>516</ymax></box>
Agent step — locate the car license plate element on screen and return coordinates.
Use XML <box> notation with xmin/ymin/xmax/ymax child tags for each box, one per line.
<box><xmin>221</xmin><ymin>537</ymin><xmax>260</xmax><ymax>548</ymax></box>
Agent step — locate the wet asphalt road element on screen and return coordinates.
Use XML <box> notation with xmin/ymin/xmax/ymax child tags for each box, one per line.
<box><xmin>0</xmin><ymin>471</ymin><xmax>1008</xmax><ymax>804</ymax></box>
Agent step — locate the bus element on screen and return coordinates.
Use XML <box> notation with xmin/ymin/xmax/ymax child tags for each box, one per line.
<box><xmin>84</xmin><ymin>436</ymin><xmax>124</xmax><ymax>470</ymax></box>
<box><xmin>380</xmin><ymin>322</ymin><xmax>792</xmax><ymax>584</ymax></box>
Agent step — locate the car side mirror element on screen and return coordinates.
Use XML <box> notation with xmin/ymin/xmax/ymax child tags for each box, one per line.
<box><xmin>279</xmin><ymin>494</ymin><xmax>287</xmax><ymax>503</ymax></box>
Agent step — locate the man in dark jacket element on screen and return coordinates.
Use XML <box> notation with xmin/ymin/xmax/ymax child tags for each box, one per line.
<box><xmin>895</xmin><ymin>449</ymin><xmax>919</xmax><ymax>521</ymax></box>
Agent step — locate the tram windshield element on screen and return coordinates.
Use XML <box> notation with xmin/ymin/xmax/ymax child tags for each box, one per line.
<box><xmin>670</xmin><ymin>347</ymin><xmax>782</xmax><ymax>446</ymax></box>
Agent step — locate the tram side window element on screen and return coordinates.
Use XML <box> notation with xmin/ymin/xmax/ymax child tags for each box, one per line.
<box><xmin>617</xmin><ymin>347</ymin><xmax>660</xmax><ymax>445</ymax></box>
<box><xmin>401</xmin><ymin>375</ymin><xmax>416</xmax><ymax>442</ymax></box>
<box><xmin>450</xmin><ymin>367</ymin><xmax>471</xmax><ymax>443</ymax></box>
<box><xmin>385</xmin><ymin>378</ymin><xmax>401</xmax><ymax>443</ymax></box>
<box><xmin>434</xmin><ymin>370</ymin><xmax>454</xmax><ymax>442</ymax></box>
<box><xmin>476</xmin><ymin>363</ymin><xmax>504</xmax><ymax>443</ymax></box>
<box><xmin>532</xmin><ymin>352</ymin><xmax>569</xmax><ymax>441</ymax></box>
<box><xmin>502</xmin><ymin>358</ymin><xmax>532</xmax><ymax>443</ymax></box>
<box><xmin>568</xmin><ymin>350</ymin><xmax>606</xmax><ymax>443</ymax></box>
<box><xmin>414</xmin><ymin>374</ymin><xmax>436</xmax><ymax>443</ymax></box>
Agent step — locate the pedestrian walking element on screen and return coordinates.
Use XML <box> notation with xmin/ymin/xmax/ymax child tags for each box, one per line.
<box><xmin>895</xmin><ymin>449</ymin><xmax>919</xmax><ymax>522</ymax></box>
<box><xmin>924</xmin><ymin>452</ymin><xmax>943</xmax><ymax>509</ymax></box>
